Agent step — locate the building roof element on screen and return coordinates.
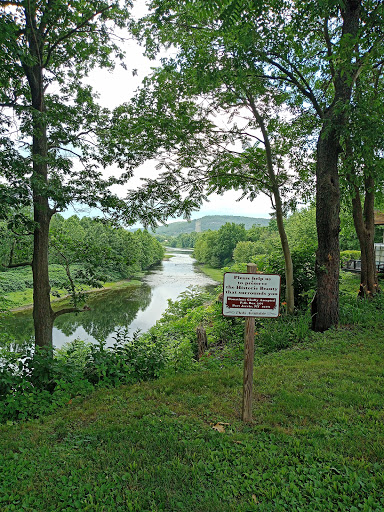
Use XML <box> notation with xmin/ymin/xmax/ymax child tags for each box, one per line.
<box><xmin>374</xmin><ymin>211</ymin><xmax>384</xmax><ymax>225</ymax></box>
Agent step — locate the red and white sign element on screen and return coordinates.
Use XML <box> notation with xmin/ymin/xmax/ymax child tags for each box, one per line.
<box><xmin>222</xmin><ymin>272</ymin><xmax>281</xmax><ymax>318</ymax></box>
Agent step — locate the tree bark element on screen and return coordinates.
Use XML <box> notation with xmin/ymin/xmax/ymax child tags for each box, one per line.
<box><xmin>312</xmin><ymin>123</ymin><xmax>341</xmax><ymax>331</ymax></box>
<box><xmin>32</xmin><ymin>199</ymin><xmax>54</xmax><ymax>348</ymax></box>
<box><xmin>352</xmin><ymin>179</ymin><xmax>378</xmax><ymax>297</ymax></box>
<box><xmin>24</xmin><ymin>6</ymin><xmax>55</xmax><ymax>349</ymax></box>
<box><xmin>312</xmin><ymin>0</ymin><xmax>361</xmax><ymax>331</ymax></box>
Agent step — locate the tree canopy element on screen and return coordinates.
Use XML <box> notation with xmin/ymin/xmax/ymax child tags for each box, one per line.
<box><xmin>120</xmin><ymin>0</ymin><xmax>384</xmax><ymax>329</ymax></box>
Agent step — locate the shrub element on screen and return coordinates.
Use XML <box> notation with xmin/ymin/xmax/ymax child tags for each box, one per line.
<box><xmin>265</xmin><ymin>248</ymin><xmax>316</xmax><ymax>309</ymax></box>
<box><xmin>0</xmin><ymin>269</ymin><xmax>33</xmax><ymax>293</ymax></box>
<box><xmin>0</xmin><ymin>331</ymin><xmax>169</xmax><ymax>423</ymax></box>
<box><xmin>207</xmin><ymin>301</ymin><xmax>245</xmax><ymax>347</ymax></box>
<box><xmin>0</xmin><ymin>346</ymin><xmax>92</xmax><ymax>423</ymax></box>
<box><xmin>84</xmin><ymin>332</ymin><xmax>168</xmax><ymax>386</ymax></box>
<box><xmin>257</xmin><ymin>311</ymin><xmax>311</xmax><ymax>353</ymax></box>
<box><xmin>339</xmin><ymin>292</ymin><xmax>384</xmax><ymax>326</ymax></box>
<box><xmin>160</xmin><ymin>286</ymin><xmax>212</xmax><ymax>322</ymax></box>
<box><xmin>340</xmin><ymin>250</ymin><xmax>361</xmax><ymax>268</ymax></box>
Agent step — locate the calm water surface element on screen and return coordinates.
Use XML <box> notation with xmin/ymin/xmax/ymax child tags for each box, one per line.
<box><xmin>4</xmin><ymin>249</ymin><xmax>218</xmax><ymax>349</ymax></box>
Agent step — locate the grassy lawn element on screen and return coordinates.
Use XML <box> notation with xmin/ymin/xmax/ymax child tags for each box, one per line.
<box><xmin>1</xmin><ymin>320</ymin><xmax>384</xmax><ymax>511</ymax></box>
<box><xmin>198</xmin><ymin>264</ymin><xmax>223</xmax><ymax>283</ymax></box>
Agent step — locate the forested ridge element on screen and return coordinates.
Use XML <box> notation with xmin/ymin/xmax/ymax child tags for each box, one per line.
<box><xmin>151</xmin><ymin>215</ymin><xmax>270</xmax><ymax>237</ymax></box>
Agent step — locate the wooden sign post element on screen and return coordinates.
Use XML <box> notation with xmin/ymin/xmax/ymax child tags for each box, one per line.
<box><xmin>242</xmin><ymin>263</ymin><xmax>258</xmax><ymax>422</ymax></box>
<box><xmin>222</xmin><ymin>264</ymin><xmax>281</xmax><ymax>422</ymax></box>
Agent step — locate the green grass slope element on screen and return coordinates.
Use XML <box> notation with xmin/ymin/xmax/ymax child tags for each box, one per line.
<box><xmin>1</xmin><ymin>324</ymin><xmax>383</xmax><ymax>511</ymax></box>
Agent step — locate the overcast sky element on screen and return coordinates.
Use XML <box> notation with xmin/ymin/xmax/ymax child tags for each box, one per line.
<box><xmin>79</xmin><ymin>2</ymin><xmax>274</xmax><ymax>224</ymax></box>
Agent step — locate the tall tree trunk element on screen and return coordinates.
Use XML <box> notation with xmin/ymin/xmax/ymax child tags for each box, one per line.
<box><xmin>312</xmin><ymin>124</ymin><xmax>341</xmax><ymax>330</ymax></box>
<box><xmin>312</xmin><ymin>0</ymin><xmax>361</xmax><ymax>331</ymax></box>
<box><xmin>31</xmin><ymin>96</ymin><xmax>55</xmax><ymax>348</ymax></box>
<box><xmin>32</xmin><ymin>196</ymin><xmax>54</xmax><ymax>348</ymax></box>
<box><xmin>23</xmin><ymin>8</ymin><xmax>55</xmax><ymax>348</ymax></box>
<box><xmin>352</xmin><ymin>178</ymin><xmax>378</xmax><ymax>297</ymax></box>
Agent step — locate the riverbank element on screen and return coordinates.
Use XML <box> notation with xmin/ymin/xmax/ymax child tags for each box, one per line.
<box><xmin>6</xmin><ymin>277</ymin><xmax>145</xmax><ymax>313</ymax></box>
<box><xmin>2</xmin><ymin>256</ymin><xmax>180</xmax><ymax>312</ymax></box>
<box><xmin>3</xmin><ymin>251</ymin><xmax>219</xmax><ymax>348</ymax></box>
<box><xmin>195</xmin><ymin>263</ymin><xmax>223</xmax><ymax>283</ymax></box>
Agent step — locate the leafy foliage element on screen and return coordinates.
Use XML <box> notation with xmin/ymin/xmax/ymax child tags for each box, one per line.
<box><xmin>83</xmin><ymin>333</ymin><xmax>168</xmax><ymax>386</ymax></box>
<box><xmin>194</xmin><ymin>222</ymin><xmax>247</xmax><ymax>268</ymax></box>
<box><xmin>340</xmin><ymin>250</ymin><xmax>362</xmax><ymax>268</ymax></box>
<box><xmin>233</xmin><ymin>241</ymin><xmax>263</xmax><ymax>263</ymax></box>
<box><xmin>165</xmin><ymin>231</ymin><xmax>199</xmax><ymax>248</ymax></box>
<box><xmin>0</xmin><ymin>215</ymin><xmax>164</xmax><ymax>308</ymax></box>
<box><xmin>0</xmin><ymin>0</ymin><xmax>137</xmax><ymax>217</ymax></box>
<box><xmin>0</xmin><ymin>330</ymin><xmax>167</xmax><ymax>423</ymax></box>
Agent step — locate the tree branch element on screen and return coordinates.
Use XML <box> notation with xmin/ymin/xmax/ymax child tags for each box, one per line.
<box><xmin>48</xmin><ymin>146</ymin><xmax>83</xmax><ymax>158</ymax></box>
<box><xmin>6</xmin><ymin>261</ymin><xmax>32</xmax><ymax>268</ymax></box>
<box><xmin>43</xmin><ymin>5</ymin><xmax>113</xmax><ymax>67</ymax></box>
<box><xmin>266</xmin><ymin>57</ymin><xmax>324</xmax><ymax>119</ymax></box>
<box><xmin>212</xmin><ymin>129</ymin><xmax>265</xmax><ymax>145</ymax></box>
<box><xmin>353</xmin><ymin>37</ymin><xmax>384</xmax><ymax>83</ymax></box>
<box><xmin>53</xmin><ymin>306</ymin><xmax>88</xmax><ymax>319</ymax></box>
<box><xmin>0</xmin><ymin>1</ymin><xmax>22</xmax><ymax>5</ymax></box>
<box><xmin>323</xmin><ymin>17</ymin><xmax>335</xmax><ymax>79</ymax></box>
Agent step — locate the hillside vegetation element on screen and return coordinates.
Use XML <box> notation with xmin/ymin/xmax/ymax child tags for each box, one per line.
<box><xmin>152</xmin><ymin>215</ymin><xmax>270</xmax><ymax>237</ymax></box>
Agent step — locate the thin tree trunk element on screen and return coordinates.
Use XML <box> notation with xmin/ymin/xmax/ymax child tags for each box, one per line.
<box><xmin>273</xmin><ymin>186</ymin><xmax>294</xmax><ymax>315</ymax></box>
<box><xmin>247</xmin><ymin>97</ymin><xmax>294</xmax><ymax>314</ymax></box>
<box><xmin>348</xmin><ymin>67</ymin><xmax>381</xmax><ymax>298</ymax></box>
<box><xmin>352</xmin><ymin>179</ymin><xmax>378</xmax><ymax>297</ymax></box>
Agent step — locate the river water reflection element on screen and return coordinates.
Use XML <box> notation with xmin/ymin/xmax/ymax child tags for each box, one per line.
<box><xmin>4</xmin><ymin>249</ymin><xmax>218</xmax><ymax>349</ymax></box>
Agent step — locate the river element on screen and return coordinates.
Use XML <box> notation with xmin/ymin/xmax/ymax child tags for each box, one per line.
<box><xmin>2</xmin><ymin>249</ymin><xmax>218</xmax><ymax>349</ymax></box>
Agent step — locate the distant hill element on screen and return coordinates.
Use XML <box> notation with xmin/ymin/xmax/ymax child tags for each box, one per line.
<box><xmin>152</xmin><ymin>215</ymin><xmax>270</xmax><ymax>237</ymax></box>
